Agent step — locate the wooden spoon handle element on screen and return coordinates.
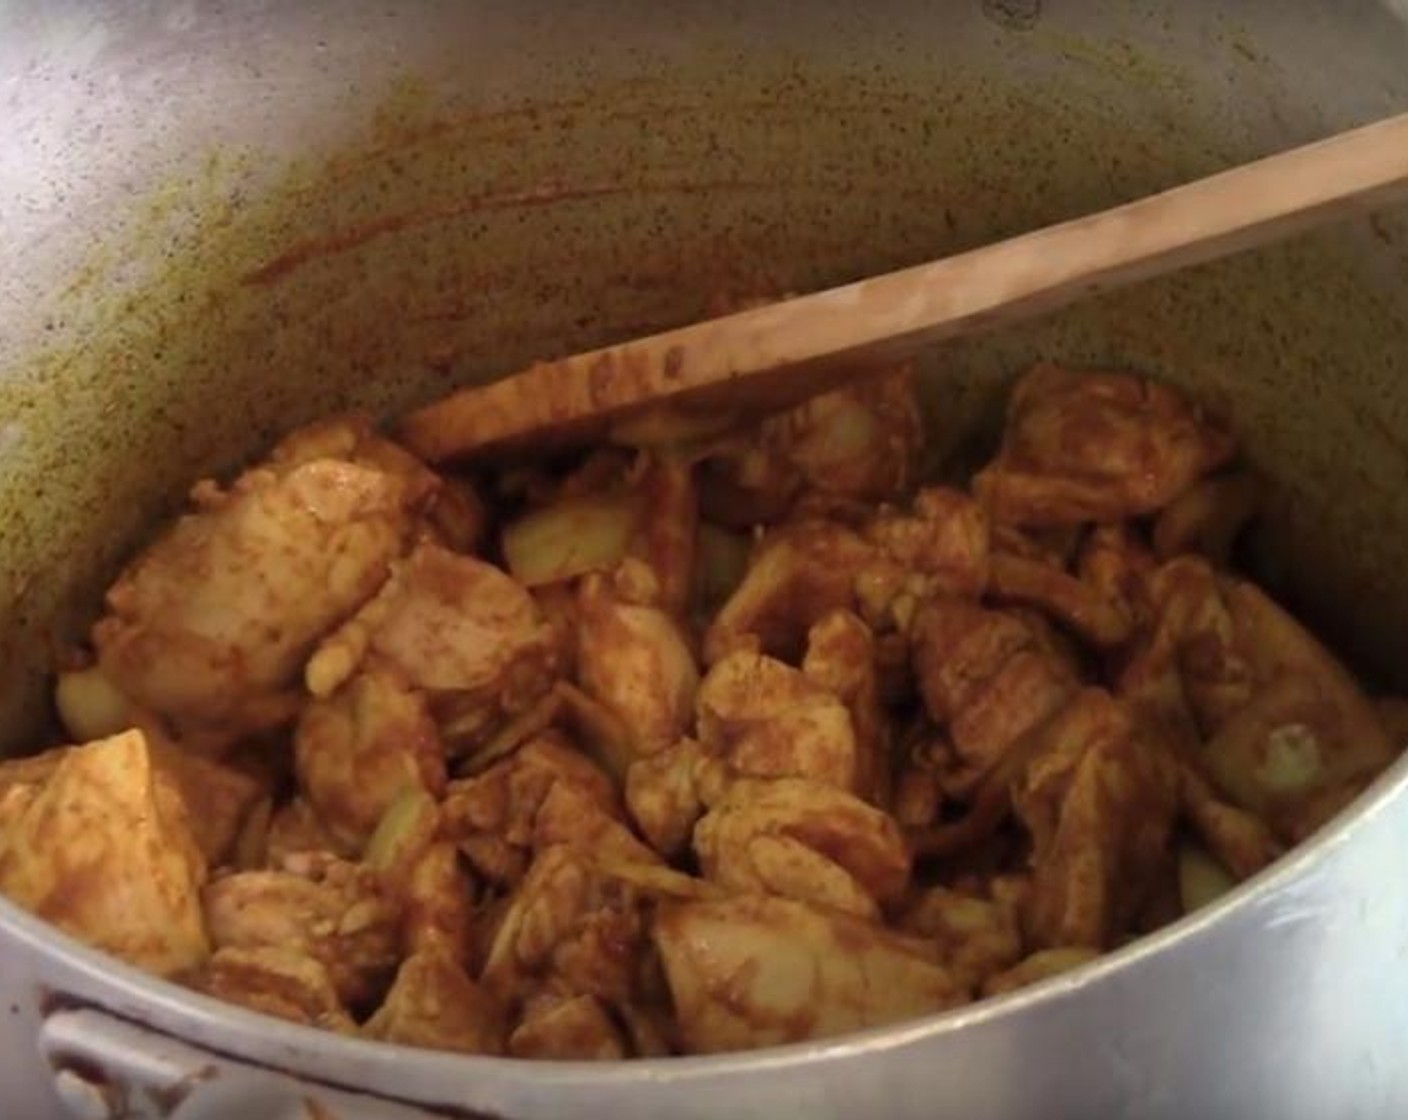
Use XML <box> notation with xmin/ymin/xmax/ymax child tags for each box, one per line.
<box><xmin>400</xmin><ymin>111</ymin><xmax>1408</xmax><ymax>462</ymax></box>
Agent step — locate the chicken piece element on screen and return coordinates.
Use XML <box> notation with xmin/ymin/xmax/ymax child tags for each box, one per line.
<box><xmin>704</xmin><ymin>486</ymin><xmax>988</xmax><ymax>665</ymax></box>
<box><xmin>422</xmin><ymin>476</ymin><xmax>490</xmax><ymax>555</ymax></box>
<box><xmin>654</xmin><ymin>894</ymin><xmax>963</xmax><ymax>1054</ymax></box>
<box><xmin>1076</xmin><ymin>522</ymin><xmax>1157</xmax><ymax>638</ymax></box>
<box><xmin>625</xmin><ymin>737</ymin><xmax>711</xmax><ymax>858</ymax></box>
<box><xmin>150</xmin><ymin>740</ymin><xmax>264</xmax><ymax>867</ymax></box>
<box><xmin>890</xmin><ymin>740</ymin><xmax>945</xmax><ymax>829</ymax></box>
<box><xmin>987</xmin><ymin>535</ymin><xmax>1134</xmax><ymax>650</ymax></box>
<box><xmin>1152</xmin><ymin>472</ymin><xmax>1260</xmax><ymax>564</ymax></box>
<box><xmin>294</xmin><ymin>669</ymin><xmax>447</xmax><ymax>853</ymax></box>
<box><xmin>855</xmin><ymin>487</ymin><xmax>991</xmax><ymax>633</ymax></box>
<box><xmin>692</xmin><ymin>778</ymin><xmax>910</xmax><ymax>920</ymax></box>
<box><xmin>698</xmin><ymin>364</ymin><xmax>922</xmax><ymax>528</ymax></box>
<box><xmin>576</xmin><ymin>575</ymin><xmax>699</xmax><ymax>757</ymax></box>
<box><xmin>0</xmin><ymin>749</ymin><xmax>65</xmax><ymax>799</ymax></box>
<box><xmin>202</xmin><ymin>857</ymin><xmax>400</xmax><ymax>1008</ymax></box>
<box><xmin>974</xmin><ymin>364</ymin><xmax>1234</xmax><ymax>527</ymax></box>
<box><xmin>1012</xmin><ymin>689</ymin><xmax>1180</xmax><ymax>949</ymax></box>
<box><xmin>981</xmin><ymin>947</ymin><xmax>1099</xmax><ymax>998</ymax></box>
<box><xmin>94</xmin><ymin>428</ymin><xmax>431</xmax><ymax>735</ymax></box>
<box><xmin>625</xmin><ymin>453</ymin><xmax>699</xmax><ymax>617</ymax></box>
<box><xmin>508</xmin><ymin>993</ymin><xmax>628</xmax><ymax>1060</ymax></box>
<box><xmin>912</xmin><ymin>597</ymin><xmax>1077</xmax><ymax>772</ymax></box>
<box><xmin>481</xmin><ymin>847</ymin><xmax>649</xmax><ymax>1034</ymax></box>
<box><xmin>364</xmin><ymin>951</ymin><xmax>503</xmax><ymax>1055</ymax></box>
<box><xmin>695</xmin><ymin>650</ymin><xmax>859</xmax><ymax>792</ymax></box>
<box><xmin>305</xmin><ymin>544</ymin><xmax>558</xmax><ymax>737</ymax></box>
<box><xmin>703</xmin><ymin>521</ymin><xmax>873</xmax><ymax>664</ymax></box>
<box><xmin>1200</xmin><ymin>578</ymin><xmax>1396</xmax><ymax>835</ymax></box>
<box><xmin>1117</xmin><ymin>556</ymin><xmax>1252</xmax><ymax>746</ymax></box>
<box><xmin>187</xmin><ymin>946</ymin><xmax>355</xmax><ymax>1033</ymax></box>
<box><xmin>802</xmin><ymin>610</ymin><xmax>888</xmax><ymax>805</ymax></box>
<box><xmin>0</xmin><ymin>729</ymin><xmax>209</xmax><ymax>977</ymax></box>
<box><xmin>265</xmin><ymin>798</ymin><xmax>342</xmax><ymax>865</ymax></box>
<box><xmin>400</xmin><ymin>842</ymin><xmax>476</xmax><ymax>962</ymax></box>
<box><xmin>899</xmin><ymin>886</ymin><xmax>1025</xmax><ymax>991</ymax></box>
<box><xmin>1122</xmin><ymin>558</ymin><xmax>1396</xmax><ymax>840</ymax></box>
<box><xmin>0</xmin><ymin>733</ymin><xmax>260</xmax><ymax>868</ymax></box>
<box><xmin>442</xmin><ymin>732</ymin><xmax>654</xmax><ymax>887</ymax></box>
<box><xmin>265</xmin><ymin>414</ymin><xmax>440</xmax><ymax>496</ymax></box>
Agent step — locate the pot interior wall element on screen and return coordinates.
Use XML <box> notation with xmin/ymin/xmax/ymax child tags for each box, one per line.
<box><xmin>1</xmin><ymin>0</ymin><xmax>1407</xmax><ymax>756</ymax></box>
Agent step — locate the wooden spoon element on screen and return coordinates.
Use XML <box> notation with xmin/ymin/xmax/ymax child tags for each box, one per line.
<box><xmin>400</xmin><ymin>111</ymin><xmax>1408</xmax><ymax>462</ymax></box>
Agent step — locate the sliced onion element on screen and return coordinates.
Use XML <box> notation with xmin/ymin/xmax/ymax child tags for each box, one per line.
<box><xmin>501</xmin><ymin>493</ymin><xmax>639</xmax><ymax>588</ymax></box>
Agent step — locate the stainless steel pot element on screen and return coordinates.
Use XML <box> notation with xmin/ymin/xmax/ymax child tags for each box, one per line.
<box><xmin>2</xmin><ymin>2</ymin><xmax>1407</xmax><ymax>1117</ymax></box>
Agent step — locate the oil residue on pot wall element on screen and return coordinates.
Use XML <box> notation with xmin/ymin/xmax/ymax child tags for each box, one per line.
<box><xmin>1</xmin><ymin>29</ymin><xmax>1406</xmax><ymax>754</ymax></box>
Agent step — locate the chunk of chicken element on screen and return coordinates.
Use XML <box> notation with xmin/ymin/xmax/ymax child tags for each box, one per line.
<box><xmin>265</xmin><ymin>414</ymin><xmax>440</xmax><ymax>497</ymax></box>
<box><xmin>987</xmin><ymin>540</ymin><xmax>1133</xmax><ymax>650</ymax></box>
<box><xmin>265</xmin><ymin>798</ymin><xmax>342</xmax><ymax>866</ymax></box>
<box><xmin>704</xmin><ymin>521</ymin><xmax>873</xmax><ymax>664</ymax></box>
<box><xmin>305</xmin><ymin>544</ymin><xmax>558</xmax><ymax>737</ymax></box>
<box><xmin>1202</xmin><ymin>577</ymin><xmax>1396</xmax><ymax>835</ymax></box>
<box><xmin>0</xmin><ymin>732</ymin><xmax>261</xmax><ymax>868</ymax></box>
<box><xmin>1012</xmin><ymin>689</ymin><xmax>1180</xmax><ymax>949</ymax></box>
<box><xmin>899</xmin><ymin>885</ymin><xmax>1025</xmax><ymax>992</ymax></box>
<box><xmin>625</xmin><ymin>453</ymin><xmax>700</xmax><ymax>617</ymax></box>
<box><xmin>481</xmin><ymin>846</ymin><xmax>650</xmax><ymax>1043</ymax></box>
<box><xmin>693</xmin><ymin>778</ymin><xmax>910</xmax><ymax>920</ymax></box>
<box><xmin>187</xmin><ymin>945</ymin><xmax>355</xmax><ymax>1032</ymax></box>
<box><xmin>1121</xmin><ymin>558</ymin><xmax>1396</xmax><ymax>840</ymax></box>
<box><xmin>508</xmin><ymin>993</ymin><xmax>628</xmax><ymax>1060</ymax></box>
<box><xmin>974</xmin><ymin>364</ymin><xmax>1234</xmax><ymax>526</ymax></box>
<box><xmin>704</xmin><ymin>488</ymin><xmax>988</xmax><ymax>665</ymax></box>
<box><xmin>0</xmin><ymin>729</ymin><xmax>209</xmax><ymax>977</ymax></box>
<box><xmin>695</xmin><ymin>651</ymin><xmax>859</xmax><ymax>792</ymax></box>
<box><xmin>150</xmin><ymin>740</ymin><xmax>265</xmax><ymax>867</ymax></box>
<box><xmin>398</xmin><ymin>841</ymin><xmax>476</xmax><ymax>963</ymax></box>
<box><xmin>364</xmin><ymin>951</ymin><xmax>504</xmax><ymax>1054</ymax></box>
<box><xmin>698</xmin><ymin>364</ymin><xmax>922</xmax><ymax>528</ymax></box>
<box><xmin>95</xmin><ymin>427</ymin><xmax>431</xmax><ymax>735</ymax></box>
<box><xmin>912</xmin><ymin>597</ymin><xmax>1077</xmax><ymax>773</ymax></box>
<box><xmin>576</xmin><ymin>574</ymin><xmax>699</xmax><ymax>757</ymax></box>
<box><xmin>0</xmin><ymin>749</ymin><xmax>65</xmax><ymax>800</ymax></box>
<box><xmin>1117</xmin><ymin>556</ymin><xmax>1252</xmax><ymax>747</ymax></box>
<box><xmin>442</xmin><ymin>732</ymin><xmax>655</xmax><ymax>887</ymax></box>
<box><xmin>654</xmin><ymin>894</ymin><xmax>963</xmax><ymax>1054</ymax></box>
<box><xmin>202</xmin><ymin>857</ymin><xmax>399</xmax><ymax>1008</ymax></box>
<box><xmin>294</xmin><ymin>668</ymin><xmax>447</xmax><ymax>853</ymax></box>
<box><xmin>625</xmin><ymin>737</ymin><xmax>712</xmax><ymax>858</ymax></box>
<box><xmin>801</xmin><ymin>610</ymin><xmax>888</xmax><ymax>805</ymax></box>
<box><xmin>855</xmin><ymin>487</ymin><xmax>990</xmax><ymax>633</ymax></box>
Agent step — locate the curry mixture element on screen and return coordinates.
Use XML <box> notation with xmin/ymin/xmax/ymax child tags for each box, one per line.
<box><xmin>1</xmin><ymin>361</ymin><xmax>1404</xmax><ymax>1058</ymax></box>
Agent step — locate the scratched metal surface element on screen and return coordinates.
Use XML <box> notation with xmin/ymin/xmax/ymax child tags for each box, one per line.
<box><xmin>1</xmin><ymin>1</ymin><xmax>1406</xmax><ymax>1117</ymax></box>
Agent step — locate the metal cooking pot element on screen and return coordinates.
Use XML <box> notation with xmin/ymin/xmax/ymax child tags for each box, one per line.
<box><xmin>2</xmin><ymin>2</ymin><xmax>1407</xmax><ymax>1117</ymax></box>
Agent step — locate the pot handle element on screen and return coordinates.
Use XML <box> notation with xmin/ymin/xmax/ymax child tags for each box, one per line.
<box><xmin>39</xmin><ymin>1008</ymin><xmax>449</xmax><ymax>1120</ymax></box>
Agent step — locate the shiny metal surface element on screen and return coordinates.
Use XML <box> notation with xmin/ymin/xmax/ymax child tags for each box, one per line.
<box><xmin>1</xmin><ymin>2</ymin><xmax>1407</xmax><ymax>1118</ymax></box>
